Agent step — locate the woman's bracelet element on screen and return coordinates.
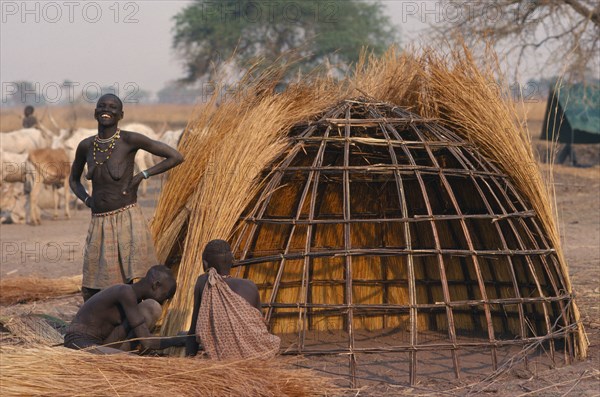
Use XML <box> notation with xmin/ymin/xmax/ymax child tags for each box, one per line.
<box><xmin>142</xmin><ymin>170</ymin><xmax>150</xmax><ymax>179</ymax></box>
<box><xmin>84</xmin><ymin>196</ymin><xmax>90</xmax><ymax>205</ymax></box>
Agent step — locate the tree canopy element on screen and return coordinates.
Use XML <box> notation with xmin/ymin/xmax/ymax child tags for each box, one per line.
<box><xmin>172</xmin><ymin>0</ymin><xmax>398</xmax><ymax>82</ymax></box>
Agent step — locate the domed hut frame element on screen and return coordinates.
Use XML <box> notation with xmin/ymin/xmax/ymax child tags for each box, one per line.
<box><xmin>230</xmin><ymin>98</ymin><xmax>577</xmax><ymax>385</ymax></box>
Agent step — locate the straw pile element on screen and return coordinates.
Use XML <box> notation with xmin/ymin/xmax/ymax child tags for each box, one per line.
<box><xmin>0</xmin><ymin>275</ymin><xmax>82</xmax><ymax>305</ymax></box>
<box><xmin>0</xmin><ymin>346</ymin><xmax>343</xmax><ymax>397</ymax></box>
<box><xmin>152</xmin><ymin>46</ymin><xmax>586</xmax><ymax>357</ymax></box>
<box><xmin>0</xmin><ymin>314</ymin><xmax>63</xmax><ymax>346</ymax></box>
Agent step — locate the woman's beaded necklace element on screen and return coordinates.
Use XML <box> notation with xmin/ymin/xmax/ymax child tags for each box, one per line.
<box><xmin>93</xmin><ymin>128</ymin><xmax>120</xmax><ymax>165</ymax></box>
<box><xmin>95</xmin><ymin>128</ymin><xmax>120</xmax><ymax>143</ymax></box>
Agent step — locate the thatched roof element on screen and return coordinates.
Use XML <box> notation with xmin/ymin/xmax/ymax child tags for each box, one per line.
<box><xmin>151</xmin><ymin>47</ymin><xmax>587</xmax><ymax>385</ymax></box>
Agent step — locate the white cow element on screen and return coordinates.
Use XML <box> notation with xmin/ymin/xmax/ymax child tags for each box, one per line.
<box><xmin>51</xmin><ymin>128</ymin><xmax>95</xmax><ymax>208</ymax></box>
<box><xmin>122</xmin><ymin>123</ymin><xmax>160</xmax><ymax>196</ymax></box>
<box><xmin>160</xmin><ymin>129</ymin><xmax>184</xmax><ymax>149</ymax></box>
<box><xmin>1</xmin><ymin>148</ymin><xmax>72</xmax><ymax>225</ymax></box>
<box><xmin>1</xmin><ymin>150</ymin><xmax>29</xmax><ymax>222</ymax></box>
<box><xmin>1</xmin><ymin>182</ymin><xmax>69</xmax><ymax>225</ymax></box>
<box><xmin>0</xmin><ymin>182</ymin><xmax>26</xmax><ymax>224</ymax></box>
<box><xmin>121</xmin><ymin>123</ymin><xmax>158</xmax><ymax>141</ymax></box>
<box><xmin>0</xmin><ymin>127</ymin><xmax>53</xmax><ymax>154</ymax></box>
<box><xmin>52</xmin><ymin>128</ymin><xmax>96</xmax><ymax>159</ymax></box>
<box><xmin>1</xmin><ymin>150</ymin><xmax>28</xmax><ymax>183</ymax></box>
<box><xmin>147</xmin><ymin>129</ymin><xmax>185</xmax><ymax>167</ymax></box>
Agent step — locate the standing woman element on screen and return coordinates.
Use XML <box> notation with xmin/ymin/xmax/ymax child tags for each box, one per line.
<box><xmin>70</xmin><ymin>94</ymin><xmax>184</xmax><ymax>301</ymax></box>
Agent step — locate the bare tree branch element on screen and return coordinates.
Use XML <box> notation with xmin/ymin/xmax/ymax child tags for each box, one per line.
<box><xmin>433</xmin><ymin>0</ymin><xmax>600</xmax><ymax>82</ymax></box>
<box><xmin>562</xmin><ymin>0</ymin><xmax>600</xmax><ymax>27</ymax></box>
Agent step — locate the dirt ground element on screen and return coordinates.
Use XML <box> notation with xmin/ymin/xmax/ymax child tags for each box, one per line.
<box><xmin>1</xmin><ymin>145</ymin><xmax>598</xmax><ymax>396</ymax></box>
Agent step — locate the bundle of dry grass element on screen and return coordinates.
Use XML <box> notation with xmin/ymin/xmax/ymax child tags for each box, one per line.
<box><xmin>0</xmin><ymin>314</ymin><xmax>63</xmax><ymax>346</ymax></box>
<box><xmin>0</xmin><ymin>275</ymin><xmax>81</xmax><ymax>305</ymax></box>
<box><xmin>153</xmin><ymin>60</ymin><xmax>343</xmax><ymax>340</ymax></box>
<box><xmin>152</xmin><ymin>46</ymin><xmax>586</xmax><ymax>359</ymax></box>
<box><xmin>0</xmin><ymin>346</ymin><xmax>342</xmax><ymax>397</ymax></box>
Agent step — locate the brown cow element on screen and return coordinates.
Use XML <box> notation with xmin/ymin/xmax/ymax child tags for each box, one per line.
<box><xmin>26</xmin><ymin>148</ymin><xmax>71</xmax><ymax>225</ymax></box>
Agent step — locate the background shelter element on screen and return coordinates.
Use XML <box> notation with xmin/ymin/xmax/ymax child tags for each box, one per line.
<box><xmin>541</xmin><ymin>83</ymin><xmax>600</xmax><ymax>144</ymax></box>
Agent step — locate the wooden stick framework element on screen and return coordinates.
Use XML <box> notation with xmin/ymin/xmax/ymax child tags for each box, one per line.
<box><xmin>231</xmin><ymin>98</ymin><xmax>580</xmax><ymax>386</ymax></box>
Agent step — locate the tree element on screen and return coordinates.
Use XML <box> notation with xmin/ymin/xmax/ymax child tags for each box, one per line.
<box><xmin>172</xmin><ymin>0</ymin><xmax>398</xmax><ymax>82</ymax></box>
<box><xmin>435</xmin><ymin>0</ymin><xmax>599</xmax><ymax>81</ymax></box>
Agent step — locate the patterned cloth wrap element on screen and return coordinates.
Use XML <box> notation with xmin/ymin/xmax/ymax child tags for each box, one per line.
<box><xmin>83</xmin><ymin>203</ymin><xmax>157</xmax><ymax>289</ymax></box>
<box><xmin>196</xmin><ymin>268</ymin><xmax>280</xmax><ymax>360</ymax></box>
<box><xmin>63</xmin><ymin>327</ymin><xmax>103</xmax><ymax>349</ymax></box>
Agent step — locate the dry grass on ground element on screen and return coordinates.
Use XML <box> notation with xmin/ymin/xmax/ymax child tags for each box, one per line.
<box><xmin>0</xmin><ymin>346</ymin><xmax>343</xmax><ymax>397</ymax></box>
<box><xmin>0</xmin><ymin>276</ymin><xmax>82</xmax><ymax>306</ymax></box>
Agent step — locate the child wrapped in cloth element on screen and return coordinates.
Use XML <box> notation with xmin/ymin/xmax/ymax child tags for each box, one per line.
<box><xmin>186</xmin><ymin>240</ymin><xmax>280</xmax><ymax>359</ymax></box>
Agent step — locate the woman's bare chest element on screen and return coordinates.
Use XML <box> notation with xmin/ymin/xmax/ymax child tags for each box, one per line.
<box><xmin>86</xmin><ymin>142</ymin><xmax>134</xmax><ymax>181</ymax></box>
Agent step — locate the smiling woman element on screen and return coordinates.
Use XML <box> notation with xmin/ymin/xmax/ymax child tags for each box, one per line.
<box><xmin>69</xmin><ymin>93</ymin><xmax>184</xmax><ymax>301</ymax></box>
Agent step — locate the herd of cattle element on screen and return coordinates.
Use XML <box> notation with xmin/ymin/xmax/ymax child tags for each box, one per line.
<box><xmin>0</xmin><ymin>124</ymin><xmax>183</xmax><ymax>225</ymax></box>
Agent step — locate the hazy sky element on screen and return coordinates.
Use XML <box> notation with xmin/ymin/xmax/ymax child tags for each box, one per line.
<box><xmin>1</xmin><ymin>0</ymin><xmax>544</xmax><ymax>103</ymax></box>
<box><xmin>1</xmin><ymin>1</ymin><xmax>193</xmax><ymax>102</ymax></box>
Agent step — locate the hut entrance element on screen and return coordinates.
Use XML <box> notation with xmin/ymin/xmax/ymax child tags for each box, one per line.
<box><xmin>231</xmin><ymin>99</ymin><xmax>578</xmax><ymax>385</ymax></box>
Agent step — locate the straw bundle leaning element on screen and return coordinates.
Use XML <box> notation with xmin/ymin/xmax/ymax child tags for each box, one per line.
<box><xmin>153</xmin><ymin>60</ymin><xmax>342</xmax><ymax>342</ymax></box>
<box><xmin>0</xmin><ymin>346</ymin><xmax>343</xmax><ymax>397</ymax></box>
<box><xmin>152</xmin><ymin>46</ymin><xmax>586</xmax><ymax>357</ymax></box>
<box><xmin>0</xmin><ymin>275</ymin><xmax>82</xmax><ymax>305</ymax></box>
